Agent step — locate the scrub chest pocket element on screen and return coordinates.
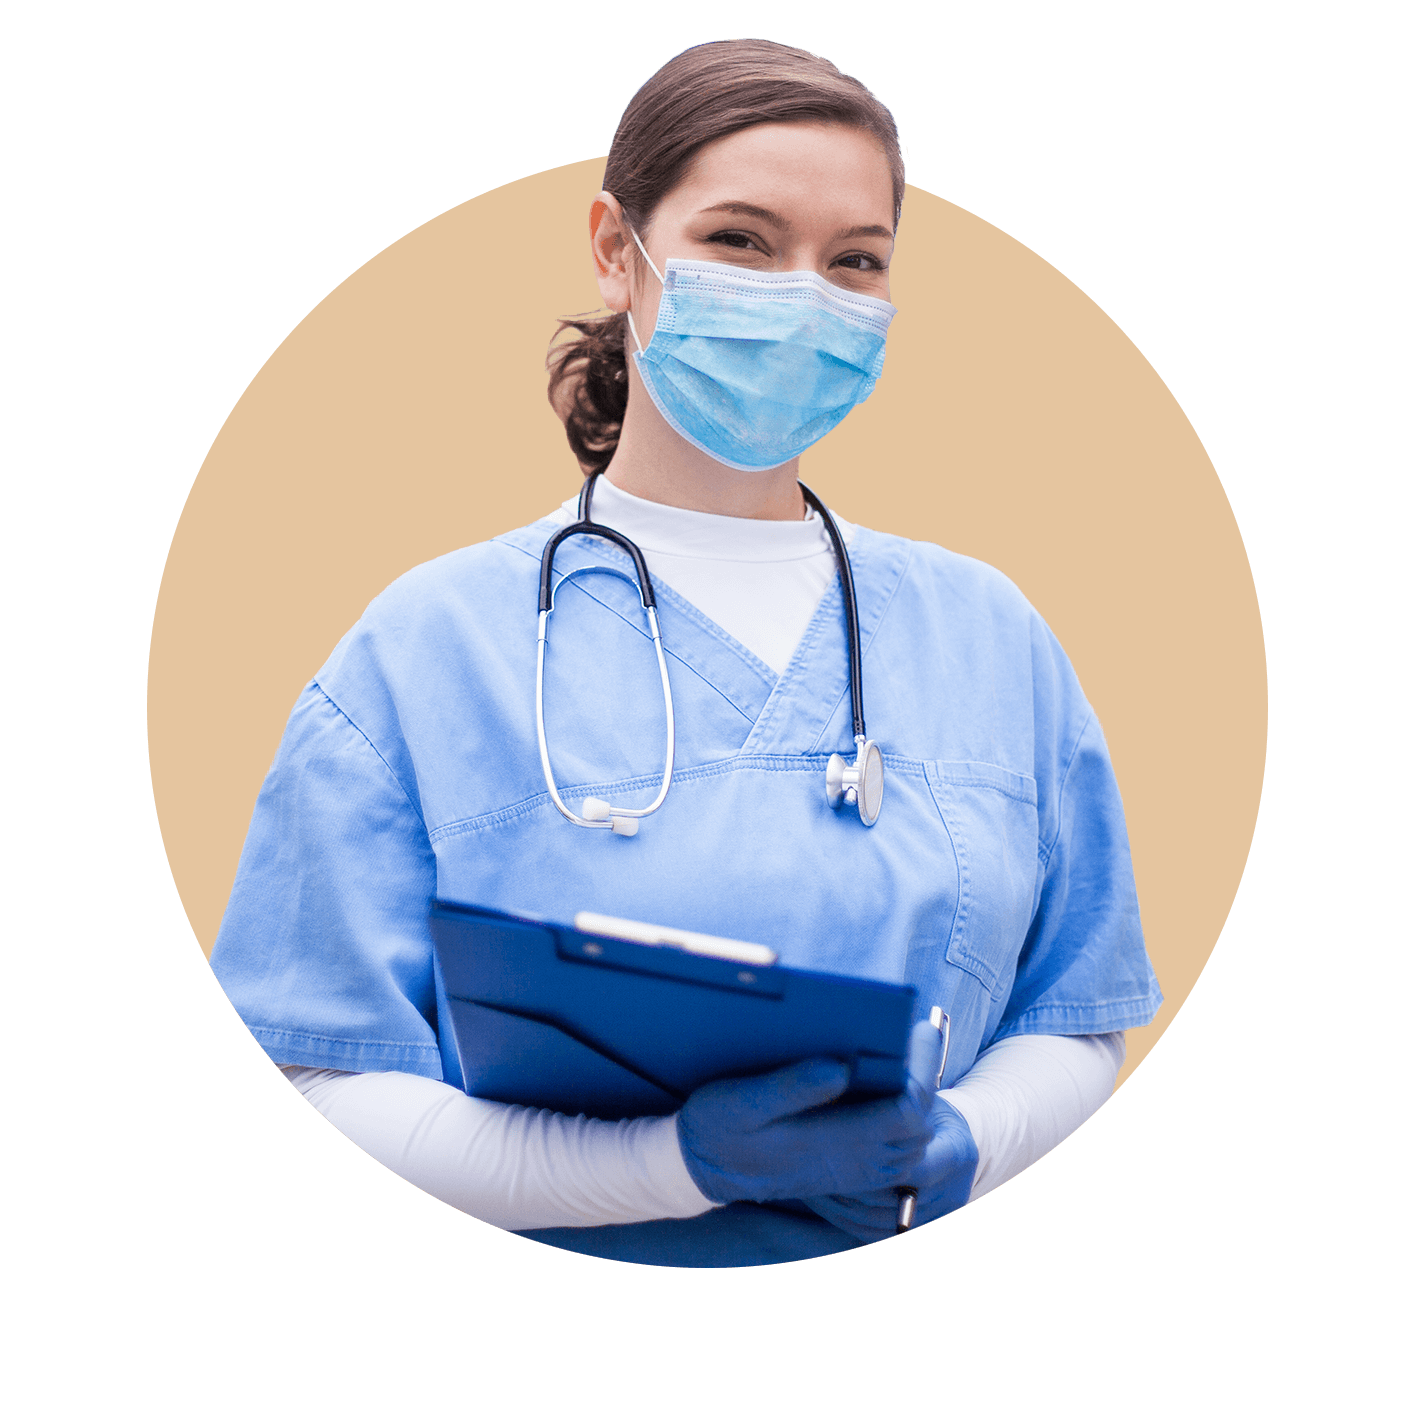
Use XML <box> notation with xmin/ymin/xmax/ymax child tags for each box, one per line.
<box><xmin>210</xmin><ymin>521</ymin><xmax>1159</xmax><ymax>1119</ymax></box>
<box><xmin>924</xmin><ymin>761</ymin><xmax>1043</xmax><ymax>1057</ymax></box>
<box><xmin>428</xmin><ymin>754</ymin><xmax>1040</xmax><ymax>1095</ymax></box>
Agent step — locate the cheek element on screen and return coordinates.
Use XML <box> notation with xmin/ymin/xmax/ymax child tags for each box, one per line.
<box><xmin>630</xmin><ymin>273</ymin><xmax>664</xmax><ymax>344</ymax></box>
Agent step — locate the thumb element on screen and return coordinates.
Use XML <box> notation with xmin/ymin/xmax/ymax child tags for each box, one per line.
<box><xmin>907</xmin><ymin>1018</ymin><xmax>945</xmax><ymax>1095</ymax></box>
<box><xmin>718</xmin><ymin>1056</ymin><xmax>853</xmax><ymax>1129</ymax></box>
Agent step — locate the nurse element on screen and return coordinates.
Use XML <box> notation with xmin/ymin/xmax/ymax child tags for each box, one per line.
<box><xmin>211</xmin><ymin>38</ymin><xmax>1161</xmax><ymax>1267</ymax></box>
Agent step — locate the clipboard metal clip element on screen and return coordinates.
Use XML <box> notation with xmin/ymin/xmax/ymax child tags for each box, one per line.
<box><xmin>573</xmin><ymin>912</ymin><xmax>779</xmax><ymax>969</ymax></box>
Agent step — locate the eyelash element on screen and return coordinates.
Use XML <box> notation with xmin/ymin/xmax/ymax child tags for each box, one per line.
<box><xmin>705</xmin><ymin>231</ymin><xmax>885</xmax><ymax>272</ymax></box>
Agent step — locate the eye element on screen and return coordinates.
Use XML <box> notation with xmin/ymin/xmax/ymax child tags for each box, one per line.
<box><xmin>834</xmin><ymin>252</ymin><xmax>885</xmax><ymax>272</ymax></box>
<box><xmin>705</xmin><ymin>230</ymin><xmax>764</xmax><ymax>253</ymax></box>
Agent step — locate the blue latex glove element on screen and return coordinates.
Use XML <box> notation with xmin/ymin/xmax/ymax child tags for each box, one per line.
<box><xmin>804</xmin><ymin>1020</ymin><xmax>979</xmax><ymax>1241</ymax></box>
<box><xmin>676</xmin><ymin>1043</ymin><xmax>938</xmax><ymax>1206</ymax></box>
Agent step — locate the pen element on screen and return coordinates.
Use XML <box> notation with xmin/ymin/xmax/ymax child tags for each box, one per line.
<box><xmin>895</xmin><ymin>1005</ymin><xmax>950</xmax><ymax>1235</ymax></box>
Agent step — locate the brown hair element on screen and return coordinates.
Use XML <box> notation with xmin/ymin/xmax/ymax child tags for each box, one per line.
<box><xmin>546</xmin><ymin>39</ymin><xmax>905</xmax><ymax>474</ymax></box>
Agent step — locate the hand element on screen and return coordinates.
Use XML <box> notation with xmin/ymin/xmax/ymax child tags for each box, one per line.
<box><xmin>676</xmin><ymin>1048</ymin><xmax>937</xmax><ymax>1207</ymax></box>
<box><xmin>804</xmin><ymin>1020</ymin><xmax>980</xmax><ymax>1241</ymax></box>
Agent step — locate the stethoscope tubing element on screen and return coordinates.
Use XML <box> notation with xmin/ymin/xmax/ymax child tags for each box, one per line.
<box><xmin>536</xmin><ymin>470</ymin><xmax>868</xmax><ymax>831</ymax></box>
<box><xmin>538</xmin><ymin>518</ymin><xmax>656</xmax><ymax>612</ymax></box>
<box><xmin>579</xmin><ymin>472</ymin><xmax>864</xmax><ymax>740</ymax></box>
<box><xmin>535</xmin><ymin>580</ymin><xmax>675</xmax><ymax>828</ymax></box>
<box><xmin>536</xmin><ymin>481</ymin><xmax>676</xmax><ymax>829</ymax></box>
<box><xmin>797</xmin><ymin>481</ymin><xmax>866</xmax><ymax>743</ymax></box>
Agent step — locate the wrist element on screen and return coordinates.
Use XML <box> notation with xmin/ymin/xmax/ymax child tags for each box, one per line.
<box><xmin>675</xmin><ymin>1110</ymin><xmax>741</xmax><ymax>1207</ymax></box>
<box><xmin>644</xmin><ymin>1113</ymin><xmax>722</xmax><ymax>1214</ymax></box>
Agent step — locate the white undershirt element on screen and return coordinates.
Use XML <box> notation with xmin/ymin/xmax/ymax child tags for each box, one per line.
<box><xmin>547</xmin><ymin>477</ymin><xmax>856</xmax><ymax>676</ymax></box>
<box><xmin>281</xmin><ymin>484</ymin><xmax>1126</xmax><ymax>1230</ymax></box>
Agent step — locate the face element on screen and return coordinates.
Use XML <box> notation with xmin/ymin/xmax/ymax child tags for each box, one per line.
<box><xmin>591</xmin><ymin>121</ymin><xmax>897</xmax><ymax>341</ymax></box>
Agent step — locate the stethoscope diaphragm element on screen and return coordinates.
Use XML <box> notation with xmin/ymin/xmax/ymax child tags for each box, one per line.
<box><xmin>826</xmin><ymin>737</ymin><xmax>884</xmax><ymax>827</ymax></box>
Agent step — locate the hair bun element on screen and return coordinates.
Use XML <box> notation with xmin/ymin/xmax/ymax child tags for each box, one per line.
<box><xmin>546</xmin><ymin>311</ymin><xmax>629</xmax><ymax>475</ymax></box>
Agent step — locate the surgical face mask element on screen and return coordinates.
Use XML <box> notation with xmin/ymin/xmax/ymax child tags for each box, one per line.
<box><xmin>626</xmin><ymin>230</ymin><xmax>896</xmax><ymax>472</ymax></box>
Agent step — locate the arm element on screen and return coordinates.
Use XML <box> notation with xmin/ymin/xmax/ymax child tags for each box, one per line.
<box><xmin>218</xmin><ymin>686</ymin><xmax>939</xmax><ymax>1234</ymax></box>
<box><xmin>803</xmin><ymin>1029</ymin><xmax>1124</xmax><ymax>1239</ymax></box>
<box><xmin>282</xmin><ymin>1033</ymin><xmax>1122</xmax><ymax>1231</ymax></box>
<box><xmin>219</xmin><ymin>685</ymin><xmax>715</xmax><ymax>1232</ymax></box>
<box><xmin>287</xmin><ymin>1041</ymin><xmax>947</xmax><ymax>1232</ymax></box>
<box><xmin>282</xmin><ymin>1066</ymin><xmax>716</xmax><ymax>1231</ymax></box>
<box><xmin>942</xmin><ymin>1031</ymin><xmax>1125</xmax><ymax>1200</ymax></box>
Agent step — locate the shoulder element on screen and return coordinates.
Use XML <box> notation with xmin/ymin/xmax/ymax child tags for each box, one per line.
<box><xmin>894</xmin><ymin>534</ymin><xmax>1037</xmax><ymax>618</ymax></box>
<box><xmin>861</xmin><ymin>526</ymin><xmax>1048</xmax><ymax>646</ymax></box>
<box><xmin>291</xmin><ymin>514</ymin><xmax>561</xmax><ymax>809</ymax></box>
<box><xmin>328</xmin><ymin>516</ymin><xmax>558</xmax><ymax>652</ymax></box>
<box><xmin>310</xmin><ymin>515</ymin><xmax>557</xmax><ymax>714</ymax></box>
<box><xmin>862</xmin><ymin>527</ymin><xmax>1094</xmax><ymax>759</ymax></box>
<box><xmin>362</xmin><ymin>519</ymin><xmax>556</xmax><ymax>629</ymax></box>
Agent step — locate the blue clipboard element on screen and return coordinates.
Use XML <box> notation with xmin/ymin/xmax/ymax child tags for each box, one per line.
<box><xmin>430</xmin><ymin>900</ymin><xmax>917</xmax><ymax>1122</ymax></box>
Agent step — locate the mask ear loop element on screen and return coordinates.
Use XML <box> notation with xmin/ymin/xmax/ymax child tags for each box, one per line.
<box><xmin>625</xmin><ymin>227</ymin><xmax>664</xmax><ymax>356</ymax></box>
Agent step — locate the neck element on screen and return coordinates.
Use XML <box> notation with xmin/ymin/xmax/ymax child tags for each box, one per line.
<box><xmin>602</xmin><ymin>361</ymin><xmax>806</xmax><ymax>521</ymax></box>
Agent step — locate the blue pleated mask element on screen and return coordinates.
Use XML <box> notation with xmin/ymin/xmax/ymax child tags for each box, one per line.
<box><xmin>626</xmin><ymin>230</ymin><xmax>897</xmax><ymax>473</ymax></box>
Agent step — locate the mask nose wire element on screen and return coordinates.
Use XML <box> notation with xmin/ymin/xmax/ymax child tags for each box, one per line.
<box><xmin>625</xmin><ymin>227</ymin><xmax>664</xmax><ymax>356</ymax></box>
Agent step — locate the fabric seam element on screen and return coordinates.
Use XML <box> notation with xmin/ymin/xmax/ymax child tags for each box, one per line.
<box><xmin>306</xmin><ymin>682</ymin><xmax>425</xmax><ymax>822</ymax></box>
<box><xmin>499</xmin><ymin>535</ymin><xmax>766</xmax><ymax>721</ymax></box>
<box><xmin>1038</xmin><ymin>709</ymin><xmax>1096</xmax><ymax>867</ymax></box>
<box><xmin>806</xmin><ymin>536</ymin><xmax>914</xmax><ymax>755</ymax></box>
<box><xmin>428</xmin><ymin>753</ymin><xmax>931</xmax><ymax>843</ymax></box>
<box><xmin>249</xmin><ymin>1024</ymin><xmax>441</xmax><ymax>1056</ymax></box>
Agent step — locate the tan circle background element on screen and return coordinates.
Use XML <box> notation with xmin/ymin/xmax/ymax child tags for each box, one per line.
<box><xmin>149</xmin><ymin>158</ymin><xmax>1266</xmax><ymax>1088</ymax></box>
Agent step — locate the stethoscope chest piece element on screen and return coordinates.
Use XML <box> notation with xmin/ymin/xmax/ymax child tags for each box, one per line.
<box><xmin>826</xmin><ymin>736</ymin><xmax>884</xmax><ymax>827</ymax></box>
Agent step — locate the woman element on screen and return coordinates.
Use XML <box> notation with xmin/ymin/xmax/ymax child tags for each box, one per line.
<box><xmin>211</xmin><ymin>39</ymin><xmax>1161</xmax><ymax>1267</ymax></box>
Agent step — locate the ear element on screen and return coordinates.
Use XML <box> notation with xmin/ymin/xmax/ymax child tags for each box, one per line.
<box><xmin>590</xmin><ymin>192</ymin><xmax>634</xmax><ymax>312</ymax></box>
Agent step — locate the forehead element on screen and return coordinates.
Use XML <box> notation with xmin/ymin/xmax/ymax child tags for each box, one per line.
<box><xmin>666</xmin><ymin>122</ymin><xmax>896</xmax><ymax>227</ymax></box>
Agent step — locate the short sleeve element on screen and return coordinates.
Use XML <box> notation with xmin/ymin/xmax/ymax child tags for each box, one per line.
<box><xmin>209</xmin><ymin>682</ymin><xmax>444</xmax><ymax>1078</ymax></box>
<box><xmin>992</xmin><ymin>711</ymin><xmax>1163</xmax><ymax>1040</ymax></box>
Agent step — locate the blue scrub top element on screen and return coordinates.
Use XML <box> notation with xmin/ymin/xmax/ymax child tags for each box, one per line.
<box><xmin>211</xmin><ymin>513</ymin><xmax>1161</xmax><ymax>1265</ymax></box>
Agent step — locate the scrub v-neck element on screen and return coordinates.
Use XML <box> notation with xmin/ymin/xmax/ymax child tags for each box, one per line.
<box><xmin>547</xmin><ymin>477</ymin><xmax>856</xmax><ymax>678</ymax></box>
<box><xmin>500</xmin><ymin>516</ymin><xmax>912</xmax><ymax>760</ymax></box>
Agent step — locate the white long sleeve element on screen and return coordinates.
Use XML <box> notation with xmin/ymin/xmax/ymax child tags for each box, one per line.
<box><xmin>285</xmin><ymin>1030</ymin><xmax>1124</xmax><ymax>1229</ymax></box>
<box><xmin>943</xmin><ymin>1031</ymin><xmax>1126</xmax><ymax>1200</ymax></box>
<box><xmin>279</xmin><ymin>488</ymin><xmax>1125</xmax><ymax>1231</ymax></box>
<box><xmin>283</xmin><ymin>1067</ymin><xmax>717</xmax><ymax>1230</ymax></box>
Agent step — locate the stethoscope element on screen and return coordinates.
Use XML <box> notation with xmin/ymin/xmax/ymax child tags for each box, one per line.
<box><xmin>536</xmin><ymin>470</ymin><xmax>884</xmax><ymax>836</ymax></box>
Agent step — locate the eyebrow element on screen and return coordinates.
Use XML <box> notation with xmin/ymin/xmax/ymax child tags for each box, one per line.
<box><xmin>697</xmin><ymin>201</ymin><xmax>893</xmax><ymax>243</ymax></box>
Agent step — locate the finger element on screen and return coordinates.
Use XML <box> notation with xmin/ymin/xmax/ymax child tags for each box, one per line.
<box><xmin>932</xmin><ymin>1095</ymin><xmax>977</xmax><ymax>1146</ymax></box>
<box><xmin>907</xmin><ymin>1018</ymin><xmax>945</xmax><ymax>1095</ymax></box>
<box><xmin>707</xmin><ymin>1057</ymin><xmax>853</xmax><ymax>1128</ymax></box>
<box><xmin>807</xmin><ymin>1195</ymin><xmax>897</xmax><ymax>1238</ymax></box>
<box><xmin>781</xmin><ymin>1092</ymin><xmax>933</xmax><ymax>1194</ymax></box>
<box><xmin>818</xmin><ymin>1187</ymin><xmax>901</xmax><ymax>1208</ymax></box>
<box><xmin>903</xmin><ymin>1167</ymin><xmax>976</xmax><ymax>1225</ymax></box>
<box><xmin>810</xmin><ymin>1089</ymin><xmax>936</xmax><ymax>1150</ymax></box>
